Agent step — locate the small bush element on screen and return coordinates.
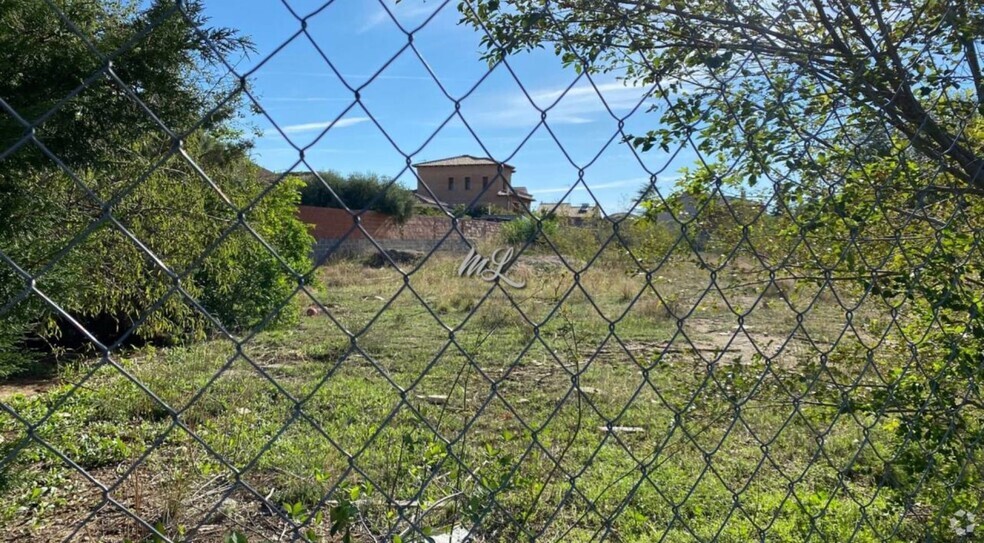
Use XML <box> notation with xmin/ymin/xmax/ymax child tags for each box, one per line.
<box><xmin>451</xmin><ymin>203</ymin><xmax>499</xmax><ymax>218</ymax></box>
<box><xmin>634</xmin><ymin>296</ymin><xmax>676</xmax><ymax>321</ymax></box>
<box><xmin>436</xmin><ymin>289</ymin><xmax>476</xmax><ymax>314</ymax></box>
<box><xmin>501</xmin><ymin>212</ymin><xmax>559</xmax><ymax>245</ymax></box>
<box><xmin>476</xmin><ymin>298</ymin><xmax>525</xmax><ymax>329</ymax></box>
<box><xmin>621</xmin><ymin>217</ymin><xmax>677</xmax><ymax>264</ymax></box>
<box><xmin>550</xmin><ymin>223</ymin><xmax>601</xmax><ymax>262</ymax></box>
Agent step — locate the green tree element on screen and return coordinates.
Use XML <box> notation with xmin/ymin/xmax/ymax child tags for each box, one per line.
<box><xmin>298</xmin><ymin>171</ymin><xmax>416</xmax><ymax>223</ymax></box>
<box><xmin>0</xmin><ymin>1</ymin><xmax>312</xmax><ymax>377</ymax></box>
<box><xmin>461</xmin><ymin>0</ymin><xmax>983</xmax><ymax>190</ymax></box>
<box><xmin>784</xmin><ymin>117</ymin><xmax>984</xmax><ymax>521</ymax></box>
<box><xmin>462</xmin><ymin>0</ymin><xmax>984</xmax><ymax>534</ymax></box>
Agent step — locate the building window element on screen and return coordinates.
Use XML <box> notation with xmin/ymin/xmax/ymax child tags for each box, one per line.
<box><xmin>465</xmin><ymin>177</ymin><xmax>471</xmax><ymax>190</ymax></box>
<box><xmin>482</xmin><ymin>176</ymin><xmax>489</xmax><ymax>188</ymax></box>
<box><xmin>448</xmin><ymin>177</ymin><xmax>454</xmax><ymax>191</ymax></box>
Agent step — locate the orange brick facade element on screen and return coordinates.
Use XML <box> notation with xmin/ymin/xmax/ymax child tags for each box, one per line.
<box><xmin>416</xmin><ymin>164</ymin><xmax>516</xmax><ymax>209</ymax></box>
<box><xmin>297</xmin><ymin>206</ymin><xmax>394</xmax><ymax>240</ymax></box>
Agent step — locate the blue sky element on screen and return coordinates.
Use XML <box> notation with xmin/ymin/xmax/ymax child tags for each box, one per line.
<box><xmin>201</xmin><ymin>0</ymin><xmax>699</xmax><ymax>213</ymax></box>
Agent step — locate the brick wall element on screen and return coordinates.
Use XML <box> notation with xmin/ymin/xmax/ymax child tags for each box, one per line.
<box><xmin>298</xmin><ymin>206</ymin><xmax>504</xmax><ymax>260</ymax></box>
<box><xmin>297</xmin><ymin>206</ymin><xmax>395</xmax><ymax>240</ymax></box>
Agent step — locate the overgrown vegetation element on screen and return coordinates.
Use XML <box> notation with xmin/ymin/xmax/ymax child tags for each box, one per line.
<box><xmin>2</xmin><ymin>0</ymin><xmax>982</xmax><ymax>541</ymax></box>
<box><xmin>298</xmin><ymin>171</ymin><xmax>416</xmax><ymax>223</ymax></box>
<box><xmin>0</xmin><ymin>252</ymin><xmax>925</xmax><ymax>542</ymax></box>
<box><xmin>500</xmin><ymin>211</ymin><xmax>559</xmax><ymax>246</ymax></box>
<box><xmin>0</xmin><ymin>1</ymin><xmax>312</xmax><ymax>379</ymax></box>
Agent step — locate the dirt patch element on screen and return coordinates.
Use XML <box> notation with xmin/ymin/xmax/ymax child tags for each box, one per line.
<box><xmin>518</xmin><ymin>254</ymin><xmax>570</xmax><ymax>269</ymax></box>
<box><xmin>0</xmin><ymin>375</ymin><xmax>59</xmax><ymax>401</ymax></box>
<box><xmin>1</xmin><ymin>464</ymin><xmax>318</xmax><ymax>543</ymax></box>
<box><xmin>593</xmin><ymin>320</ymin><xmax>816</xmax><ymax>368</ymax></box>
<box><xmin>363</xmin><ymin>249</ymin><xmax>425</xmax><ymax>268</ymax></box>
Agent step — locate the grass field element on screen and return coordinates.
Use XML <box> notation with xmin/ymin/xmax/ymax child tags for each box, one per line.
<box><xmin>0</xmin><ymin>246</ymin><xmax>923</xmax><ymax>542</ymax></box>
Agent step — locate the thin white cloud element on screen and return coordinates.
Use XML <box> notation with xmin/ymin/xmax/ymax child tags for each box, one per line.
<box><xmin>473</xmin><ymin>78</ymin><xmax>654</xmax><ymax>128</ymax></box>
<box><xmin>531</xmin><ymin>81</ymin><xmax>651</xmax><ymax>110</ymax></box>
<box><xmin>536</xmin><ymin>177</ymin><xmax>651</xmax><ymax>195</ymax></box>
<box><xmin>535</xmin><ymin>174</ymin><xmax>681</xmax><ymax>196</ymax></box>
<box><xmin>263</xmin><ymin>116</ymin><xmax>370</xmax><ymax>136</ymax></box>
<box><xmin>360</xmin><ymin>1</ymin><xmax>441</xmax><ymax>33</ymax></box>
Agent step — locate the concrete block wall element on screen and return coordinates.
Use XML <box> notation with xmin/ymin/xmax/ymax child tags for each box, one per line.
<box><xmin>310</xmin><ymin>238</ymin><xmax>474</xmax><ymax>262</ymax></box>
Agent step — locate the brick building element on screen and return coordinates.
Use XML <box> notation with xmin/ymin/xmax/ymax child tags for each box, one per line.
<box><xmin>413</xmin><ymin>155</ymin><xmax>534</xmax><ymax>212</ymax></box>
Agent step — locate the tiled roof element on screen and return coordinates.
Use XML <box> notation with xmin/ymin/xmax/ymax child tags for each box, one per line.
<box><xmin>513</xmin><ymin>186</ymin><xmax>534</xmax><ymax>199</ymax></box>
<box><xmin>412</xmin><ymin>191</ymin><xmax>450</xmax><ymax>208</ymax></box>
<box><xmin>498</xmin><ymin>186</ymin><xmax>535</xmax><ymax>201</ymax></box>
<box><xmin>412</xmin><ymin>155</ymin><xmax>516</xmax><ymax>170</ymax></box>
<box><xmin>539</xmin><ymin>202</ymin><xmax>600</xmax><ymax>217</ymax></box>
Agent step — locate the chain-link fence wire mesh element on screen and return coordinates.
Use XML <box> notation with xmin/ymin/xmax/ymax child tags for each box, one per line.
<box><xmin>1</xmin><ymin>0</ymin><xmax>982</xmax><ymax>541</ymax></box>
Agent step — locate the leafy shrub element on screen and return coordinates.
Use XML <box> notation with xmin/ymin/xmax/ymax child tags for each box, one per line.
<box><xmin>620</xmin><ymin>217</ymin><xmax>677</xmax><ymax>264</ymax></box>
<box><xmin>548</xmin><ymin>221</ymin><xmax>603</xmax><ymax>262</ymax></box>
<box><xmin>299</xmin><ymin>171</ymin><xmax>415</xmax><ymax>223</ymax></box>
<box><xmin>0</xmin><ymin>143</ymin><xmax>313</xmax><ymax>349</ymax></box>
<box><xmin>195</xmin><ymin>175</ymin><xmax>312</xmax><ymax>331</ymax></box>
<box><xmin>454</xmin><ymin>203</ymin><xmax>500</xmax><ymax>218</ymax></box>
<box><xmin>0</xmin><ymin>317</ymin><xmax>32</xmax><ymax>380</ymax></box>
<box><xmin>500</xmin><ymin>212</ymin><xmax>559</xmax><ymax>245</ymax></box>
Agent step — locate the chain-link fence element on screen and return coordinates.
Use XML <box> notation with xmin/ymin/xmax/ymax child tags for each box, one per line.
<box><xmin>1</xmin><ymin>0</ymin><xmax>982</xmax><ymax>541</ymax></box>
